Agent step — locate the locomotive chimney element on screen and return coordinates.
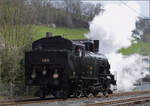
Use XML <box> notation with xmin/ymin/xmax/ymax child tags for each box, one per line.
<box><xmin>46</xmin><ymin>32</ymin><xmax>52</xmax><ymax>37</ymax></box>
<box><xmin>94</xmin><ymin>40</ymin><xmax>99</xmax><ymax>52</ymax></box>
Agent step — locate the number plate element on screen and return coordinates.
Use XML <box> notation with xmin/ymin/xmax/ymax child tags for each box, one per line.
<box><xmin>41</xmin><ymin>58</ymin><xmax>50</xmax><ymax>63</ymax></box>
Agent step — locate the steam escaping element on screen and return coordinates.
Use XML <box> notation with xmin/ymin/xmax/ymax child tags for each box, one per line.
<box><xmin>86</xmin><ymin>2</ymin><xmax>149</xmax><ymax>91</ymax></box>
<box><xmin>108</xmin><ymin>53</ymin><xmax>148</xmax><ymax>91</ymax></box>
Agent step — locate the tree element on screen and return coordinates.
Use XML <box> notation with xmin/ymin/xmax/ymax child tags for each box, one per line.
<box><xmin>132</xmin><ymin>18</ymin><xmax>150</xmax><ymax>42</ymax></box>
<box><xmin>81</xmin><ymin>3</ymin><xmax>103</xmax><ymax>21</ymax></box>
<box><xmin>0</xmin><ymin>0</ymin><xmax>35</xmax><ymax>97</ymax></box>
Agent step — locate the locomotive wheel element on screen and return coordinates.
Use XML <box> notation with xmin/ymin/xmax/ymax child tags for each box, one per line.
<box><xmin>52</xmin><ymin>90</ymin><xmax>69</xmax><ymax>99</ymax></box>
<box><xmin>61</xmin><ymin>90</ymin><xmax>69</xmax><ymax>99</ymax></box>
<box><xmin>74</xmin><ymin>90</ymin><xmax>82</xmax><ymax>98</ymax></box>
<box><xmin>103</xmin><ymin>91</ymin><xmax>106</xmax><ymax>96</ymax></box>
<box><xmin>73</xmin><ymin>85</ymin><xmax>82</xmax><ymax>98</ymax></box>
<box><xmin>83</xmin><ymin>89</ymin><xmax>90</xmax><ymax>97</ymax></box>
<box><xmin>103</xmin><ymin>91</ymin><xmax>109</xmax><ymax>97</ymax></box>
<box><xmin>108</xmin><ymin>89</ymin><xmax>113</xmax><ymax>94</ymax></box>
<box><xmin>40</xmin><ymin>89</ymin><xmax>46</xmax><ymax>99</ymax></box>
<box><xmin>52</xmin><ymin>90</ymin><xmax>61</xmax><ymax>98</ymax></box>
<box><xmin>92</xmin><ymin>90</ymin><xmax>99</xmax><ymax>97</ymax></box>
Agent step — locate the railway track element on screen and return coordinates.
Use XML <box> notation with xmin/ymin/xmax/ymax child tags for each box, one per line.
<box><xmin>0</xmin><ymin>90</ymin><xmax>150</xmax><ymax>106</ymax></box>
<box><xmin>84</xmin><ymin>94</ymin><xmax>150</xmax><ymax>106</ymax></box>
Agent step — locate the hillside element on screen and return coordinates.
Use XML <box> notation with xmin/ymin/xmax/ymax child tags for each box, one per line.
<box><xmin>118</xmin><ymin>40</ymin><xmax>150</xmax><ymax>56</ymax></box>
<box><xmin>34</xmin><ymin>25</ymin><xmax>150</xmax><ymax>56</ymax></box>
<box><xmin>34</xmin><ymin>25</ymin><xmax>89</xmax><ymax>40</ymax></box>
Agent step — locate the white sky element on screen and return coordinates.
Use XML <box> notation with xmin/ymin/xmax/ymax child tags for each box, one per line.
<box><xmin>83</xmin><ymin>0</ymin><xmax>149</xmax><ymax>18</ymax></box>
<box><xmin>51</xmin><ymin>0</ymin><xmax>149</xmax><ymax>18</ymax></box>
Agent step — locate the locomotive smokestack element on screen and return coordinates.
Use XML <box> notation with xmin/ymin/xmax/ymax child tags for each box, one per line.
<box><xmin>94</xmin><ymin>40</ymin><xmax>99</xmax><ymax>52</ymax></box>
<box><xmin>46</xmin><ymin>32</ymin><xmax>52</xmax><ymax>37</ymax></box>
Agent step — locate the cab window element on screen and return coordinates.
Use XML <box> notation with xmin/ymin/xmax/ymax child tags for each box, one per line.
<box><xmin>84</xmin><ymin>42</ymin><xmax>94</xmax><ymax>52</ymax></box>
<box><xmin>75</xmin><ymin>46</ymin><xmax>82</xmax><ymax>57</ymax></box>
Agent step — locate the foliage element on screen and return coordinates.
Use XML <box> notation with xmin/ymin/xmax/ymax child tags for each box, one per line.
<box><xmin>0</xmin><ymin>0</ymin><xmax>35</xmax><ymax>97</ymax></box>
<box><xmin>0</xmin><ymin>0</ymin><xmax>91</xmax><ymax>98</ymax></box>
<box><xmin>120</xmin><ymin>18</ymin><xmax>150</xmax><ymax>56</ymax></box>
<box><xmin>34</xmin><ymin>25</ymin><xmax>88</xmax><ymax>40</ymax></box>
<box><xmin>118</xmin><ymin>40</ymin><xmax>150</xmax><ymax>56</ymax></box>
<box><xmin>132</xmin><ymin>18</ymin><xmax>150</xmax><ymax>42</ymax></box>
<box><xmin>26</xmin><ymin>0</ymin><xmax>103</xmax><ymax>28</ymax></box>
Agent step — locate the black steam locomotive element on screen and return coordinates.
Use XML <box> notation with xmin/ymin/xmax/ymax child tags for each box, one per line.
<box><xmin>25</xmin><ymin>35</ymin><xmax>116</xmax><ymax>99</ymax></box>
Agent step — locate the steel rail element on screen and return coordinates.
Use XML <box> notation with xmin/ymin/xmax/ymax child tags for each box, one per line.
<box><xmin>0</xmin><ymin>90</ymin><xmax>150</xmax><ymax>106</ymax></box>
<box><xmin>83</xmin><ymin>95</ymin><xmax>150</xmax><ymax>106</ymax></box>
<box><xmin>112</xmin><ymin>98</ymin><xmax>150</xmax><ymax>106</ymax></box>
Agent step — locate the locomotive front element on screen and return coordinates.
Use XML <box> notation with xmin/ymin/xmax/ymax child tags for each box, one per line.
<box><xmin>25</xmin><ymin>36</ymin><xmax>73</xmax><ymax>98</ymax></box>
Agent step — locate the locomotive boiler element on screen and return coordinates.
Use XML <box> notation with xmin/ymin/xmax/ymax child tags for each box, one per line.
<box><xmin>25</xmin><ymin>35</ymin><xmax>116</xmax><ymax>99</ymax></box>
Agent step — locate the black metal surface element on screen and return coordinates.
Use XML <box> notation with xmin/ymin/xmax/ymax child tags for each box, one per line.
<box><xmin>25</xmin><ymin>36</ymin><xmax>116</xmax><ymax>99</ymax></box>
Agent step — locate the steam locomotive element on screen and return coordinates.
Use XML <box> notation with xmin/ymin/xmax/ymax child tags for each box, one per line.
<box><xmin>25</xmin><ymin>34</ymin><xmax>116</xmax><ymax>99</ymax></box>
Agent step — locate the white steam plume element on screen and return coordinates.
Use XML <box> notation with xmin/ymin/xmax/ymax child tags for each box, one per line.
<box><xmin>86</xmin><ymin>2</ymin><xmax>149</xmax><ymax>91</ymax></box>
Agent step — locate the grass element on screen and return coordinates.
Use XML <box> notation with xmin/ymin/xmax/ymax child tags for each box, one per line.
<box><xmin>34</xmin><ymin>25</ymin><xmax>89</xmax><ymax>40</ymax></box>
<box><xmin>118</xmin><ymin>40</ymin><xmax>150</xmax><ymax>55</ymax></box>
<box><xmin>33</xmin><ymin>25</ymin><xmax>150</xmax><ymax>56</ymax></box>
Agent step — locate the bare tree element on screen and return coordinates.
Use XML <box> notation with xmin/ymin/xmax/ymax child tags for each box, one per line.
<box><xmin>132</xmin><ymin>18</ymin><xmax>150</xmax><ymax>42</ymax></box>
<box><xmin>0</xmin><ymin>0</ymin><xmax>35</xmax><ymax>97</ymax></box>
<box><xmin>81</xmin><ymin>3</ymin><xmax>103</xmax><ymax>20</ymax></box>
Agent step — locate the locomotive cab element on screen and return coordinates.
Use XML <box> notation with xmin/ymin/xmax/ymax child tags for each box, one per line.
<box><xmin>74</xmin><ymin>44</ymin><xmax>85</xmax><ymax>57</ymax></box>
<box><xmin>83</xmin><ymin>40</ymin><xmax>99</xmax><ymax>52</ymax></box>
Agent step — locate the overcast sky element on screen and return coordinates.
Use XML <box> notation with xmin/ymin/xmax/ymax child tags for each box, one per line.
<box><xmin>104</xmin><ymin>1</ymin><xmax>149</xmax><ymax>18</ymax></box>
<box><xmin>83</xmin><ymin>0</ymin><xmax>149</xmax><ymax>18</ymax></box>
<box><xmin>51</xmin><ymin>0</ymin><xmax>149</xmax><ymax>18</ymax></box>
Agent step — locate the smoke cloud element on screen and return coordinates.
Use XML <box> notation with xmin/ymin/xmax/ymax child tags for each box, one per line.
<box><xmin>86</xmin><ymin>2</ymin><xmax>149</xmax><ymax>91</ymax></box>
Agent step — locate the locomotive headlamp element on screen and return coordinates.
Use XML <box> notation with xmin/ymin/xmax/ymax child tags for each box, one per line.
<box><xmin>42</xmin><ymin>67</ymin><xmax>47</xmax><ymax>75</ymax></box>
<box><xmin>107</xmin><ymin>76</ymin><xmax>111</xmax><ymax>79</ymax></box>
<box><xmin>42</xmin><ymin>70</ymin><xmax>47</xmax><ymax>75</ymax></box>
<box><xmin>31</xmin><ymin>69</ymin><xmax>36</xmax><ymax>79</ymax></box>
<box><xmin>31</xmin><ymin>73</ymin><xmax>36</xmax><ymax>79</ymax></box>
<box><xmin>89</xmin><ymin>66</ymin><xmax>93</xmax><ymax>70</ymax></box>
<box><xmin>53</xmin><ymin>73</ymin><xmax>59</xmax><ymax>79</ymax></box>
